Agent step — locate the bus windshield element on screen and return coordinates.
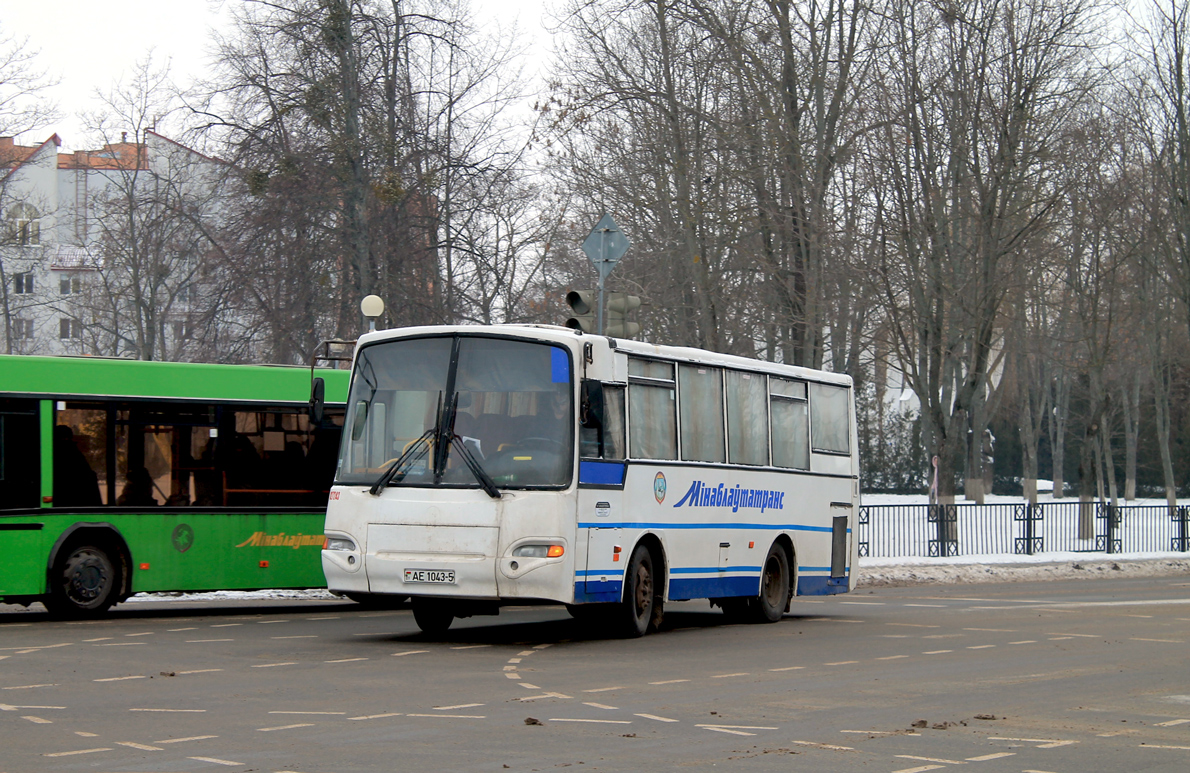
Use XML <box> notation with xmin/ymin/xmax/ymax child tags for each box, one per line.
<box><xmin>337</xmin><ymin>335</ymin><xmax>574</xmax><ymax>489</ymax></box>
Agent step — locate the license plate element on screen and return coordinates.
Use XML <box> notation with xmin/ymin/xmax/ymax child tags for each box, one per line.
<box><xmin>403</xmin><ymin>569</ymin><xmax>456</xmax><ymax>584</ymax></box>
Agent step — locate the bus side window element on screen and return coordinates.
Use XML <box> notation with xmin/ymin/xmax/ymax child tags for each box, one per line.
<box><xmin>580</xmin><ymin>381</ymin><xmax>625</xmax><ymax>460</ymax></box>
<box><xmin>0</xmin><ymin>399</ymin><xmax>40</xmax><ymax>510</ymax></box>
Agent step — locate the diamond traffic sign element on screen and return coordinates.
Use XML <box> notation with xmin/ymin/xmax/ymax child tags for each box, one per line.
<box><xmin>582</xmin><ymin>214</ymin><xmax>630</xmax><ymax>281</ymax></box>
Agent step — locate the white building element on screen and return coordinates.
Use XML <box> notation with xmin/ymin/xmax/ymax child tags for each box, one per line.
<box><xmin>1</xmin><ymin>131</ymin><xmax>225</xmax><ymax>358</ymax></box>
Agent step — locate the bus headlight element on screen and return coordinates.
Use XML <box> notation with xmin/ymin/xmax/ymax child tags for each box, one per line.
<box><xmin>512</xmin><ymin>544</ymin><xmax>564</xmax><ymax>558</ymax></box>
<box><xmin>324</xmin><ymin>537</ymin><xmax>357</xmax><ymax>552</ymax></box>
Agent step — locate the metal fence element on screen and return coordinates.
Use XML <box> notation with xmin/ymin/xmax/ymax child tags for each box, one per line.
<box><xmin>858</xmin><ymin>502</ymin><xmax>1190</xmax><ymax>559</ymax></box>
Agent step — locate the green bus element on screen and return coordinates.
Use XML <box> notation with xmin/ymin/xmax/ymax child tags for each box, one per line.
<box><xmin>0</xmin><ymin>355</ymin><xmax>349</xmax><ymax>617</ymax></box>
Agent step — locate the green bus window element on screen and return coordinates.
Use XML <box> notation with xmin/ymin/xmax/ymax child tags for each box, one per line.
<box><xmin>0</xmin><ymin>399</ymin><xmax>40</xmax><ymax>510</ymax></box>
<box><xmin>54</xmin><ymin>406</ymin><xmax>106</xmax><ymax>507</ymax></box>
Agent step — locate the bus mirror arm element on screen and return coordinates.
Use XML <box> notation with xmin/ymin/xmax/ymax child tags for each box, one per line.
<box><xmin>309</xmin><ymin>377</ymin><xmax>326</xmax><ymax>425</ymax></box>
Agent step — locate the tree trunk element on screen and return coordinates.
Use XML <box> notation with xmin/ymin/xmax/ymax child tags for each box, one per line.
<box><xmin>1049</xmin><ymin>371</ymin><xmax>1071</xmax><ymax>499</ymax></box>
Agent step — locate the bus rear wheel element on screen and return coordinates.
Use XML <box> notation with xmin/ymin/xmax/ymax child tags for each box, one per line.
<box><xmin>748</xmin><ymin>544</ymin><xmax>792</xmax><ymax>623</ymax></box>
<box><xmin>411</xmin><ymin>598</ymin><xmax>454</xmax><ymax>634</ymax></box>
<box><xmin>44</xmin><ymin>543</ymin><xmax>120</xmax><ymax>618</ymax></box>
<box><xmin>619</xmin><ymin>545</ymin><xmax>663</xmax><ymax>637</ymax></box>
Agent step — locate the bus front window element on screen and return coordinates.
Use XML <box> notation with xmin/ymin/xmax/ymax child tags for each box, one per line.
<box><xmin>337</xmin><ymin>336</ymin><xmax>574</xmax><ymax>489</ymax></box>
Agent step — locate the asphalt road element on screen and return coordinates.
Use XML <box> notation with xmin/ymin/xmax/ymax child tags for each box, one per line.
<box><xmin>2</xmin><ymin>577</ymin><xmax>1189</xmax><ymax>773</ymax></box>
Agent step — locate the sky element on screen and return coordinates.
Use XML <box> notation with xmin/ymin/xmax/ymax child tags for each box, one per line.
<box><xmin>3</xmin><ymin>0</ymin><xmax>548</xmax><ymax>151</ymax></box>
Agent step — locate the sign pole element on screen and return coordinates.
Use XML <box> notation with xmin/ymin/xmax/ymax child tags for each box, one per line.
<box><xmin>597</xmin><ymin>229</ymin><xmax>606</xmax><ymax>334</ymax></box>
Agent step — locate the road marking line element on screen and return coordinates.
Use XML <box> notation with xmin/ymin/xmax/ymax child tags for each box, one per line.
<box><xmin>326</xmin><ymin>657</ymin><xmax>369</xmax><ymax>663</ymax></box>
<box><xmin>1</xmin><ymin>643</ymin><xmax>73</xmax><ymax>650</ymax></box>
<box><xmin>583</xmin><ymin>702</ymin><xmax>618</xmax><ymax>710</ymax></box>
<box><xmin>636</xmin><ymin>713</ymin><xmax>678</xmax><ymax>722</ymax></box>
<box><xmin>840</xmin><ymin>601</ymin><xmax>884</xmax><ymax>605</ymax></box>
<box><xmin>155</xmin><ymin>736</ymin><xmax>218</xmax><ymax>743</ymax></box>
<box><xmin>963</xmin><ymin>628</ymin><xmax>1015</xmax><ymax>632</ymax></box>
<box><xmin>348</xmin><ymin>713</ymin><xmax>403</xmax><ymax>720</ymax></box>
<box><xmin>269</xmin><ymin>711</ymin><xmax>347</xmax><ymax>715</ymax></box>
<box><xmin>188</xmin><ymin>756</ymin><xmax>244</xmax><ymax>766</ymax></box>
<box><xmin>252</xmin><ymin>662</ymin><xmax>298</xmax><ymax>668</ymax></box>
<box><xmin>94</xmin><ymin>675</ymin><xmax>146</xmax><ymax>682</ymax></box>
<box><xmin>649</xmin><ymin>678</ymin><xmax>691</xmax><ymax>684</ymax></box>
<box><xmin>1155</xmin><ymin>719</ymin><xmax>1190</xmax><ymax>727</ymax></box>
<box><xmin>892</xmin><ymin>766</ymin><xmax>946</xmax><ymax>773</ymax></box>
<box><xmin>583</xmin><ymin>686</ymin><xmax>624</xmax><ymax>692</ymax></box>
<box><xmin>768</xmin><ymin>666</ymin><xmax>805</xmax><ymax>672</ymax></box>
<box><xmin>209</xmin><ymin>623</ymin><xmax>242</xmax><ymax>628</ymax></box>
<box><xmin>507</xmin><ymin>658</ymin><xmax>522</xmax><ymax>663</ymax></box>
<box><xmin>702</xmin><ymin>726</ymin><xmax>754</xmax><ymax>736</ymax></box>
<box><xmin>711</xmin><ymin>672</ymin><xmax>751</xmax><ymax>677</ymax></box>
<box><xmin>699</xmin><ymin>724</ymin><xmax>778</xmax><ymax>730</ymax></box>
<box><xmin>790</xmin><ymin>741</ymin><xmax>854</xmax><ymax>751</ymax></box>
<box><xmin>0</xmin><ymin>704</ymin><xmax>66</xmax><ymax>710</ymax></box>
<box><xmin>258</xmin><ymin>620</ymin><xmax>289</xmax><ymax>624</ymax></box>
<box><xmin>125</xmin><ymin>632</ymin><xmax>154</xmax><ymax>637</ymax></box>
<box><xmin>117</xmin><ymin>741</ymin><xmax>163</xmax><ymax>750</ymax></box>
<box><xmin>518</xmin><ymin>650</ymin><xmax>536</xmax><ymax>656</ymax></box>
<box><xmin>435</xmin><ymin>703</ymin><xmax>484</xmax><ymax>710</ymax></box>
<box><xmin>44</xmin><ymin>748</ymin><xmax>112</xmax><ymax>757</ymax></box>
<box><xmin>904</xmin><ymin>604</ymin><xmax>946</xmax><ymax>608</ymax></box>
<box><xmin>186</xmin><ymin>639</ymin><xmax>234</xmax><ymax>643</ymax></box>
<box><xmin>1130</xmin><ymin>638</ymin><xmax>1185</xmax><ymax>643</ymax></box>
<box><xmin>97</xmin><ymin>642</ymin><xmax>145</xmax><ymax>646</ymax></box>
<box><xmin>21</xmin><ymin>715</ymin><xmax>52</xmax><ymax>723</ymax></box>
<box><xmin>392</xmin><ymin>650</ymin><xmax>429</xmax><ymax>656</ymax></box>
<box><xmin>1022</xmin><ymin>770</ymin><xmax>1059</xmax><ymax>773</ymax></box>
<box><xmin>168</xmin><ymin>628</ymin><xmax>197</xmax><ymax>632</ymax></box>
<box><xmin>307</xmin><ymin>616</ymin><xmax>341</xmax><ymax>620</ymax></box>
<box><xmin>271</xmin><ymin>635</ymin><xmax>317</xmax><ymax>639</ymax></box>
<box><xmin>840</xmin><ymin>730</ymin><xmax>897</xmax><ymax>734</ymax></box>
<box><xmin>406</xmin><ymin>713</ymin><xmax>486</xmax><ymax>718</ymax></box>
<box><xmin>533</xmin><ymin>643</ymin><xmax>553</xmax><ymax>649</ymax></box>
<box><xmin>505</xmin><ymin>673</ymin><xmax>521</xmax><ymax>679</ymax></box>
<box><xmin>1044</xmin><ymin>632</ymin><xmax>1096</xmax><ymax>637</ymax></box>
<box><xmin>824</xmin><ymin>661</ymin><xmax>858</xmax><ymax>666</ymax></box>
<box><xmin>352</xmin><ymin>632</ymin><xmax>401</xmax><ymax>636</ymax></box>
<box><xmin>968</xmin><ymin>645</ymin><xmax>996</xmax><ymax>649</ymax></box>
<box><xmin>1037</xmin><ymin>741</ymin><xmax>1077</xmax><ymax>748</ymax></box>
<box><xmin>130</xmin><ymin>709</ymin><xmax>207</xmax><ymax>713</ymax></box>
<box><xmin>1140</xmin><ymin>744</ymin><xmax>1190</xmax><ymax>750</ymax></box>
<box><xmin>76</xmin><ymin>732</ymin><xmax>99</xmax><ymax>736</ymax></box>
<box><xmin>888</xmin><ymin>623</ymin><xmax>940</xmax><ymax>628</ymax></box>
<box><xmin>2</xmin><ymin>684</ymin><xmax>58</xmax><ymax>690</ymax></box>
<box><xmin>922</xmin><ymin>650</ymin><xmax>953</xmax><ymax>654</ymax></box>
<box><xmin>1127</xmin><ymin>614</ymin><xmax>1154</xmax><ymax>618</ymax></box>
<box><xmin>503</xmin><ymin>666</ymin><xmax>517</xmax><ymax>672</ymax></box>
<box><xmin>519</xmin><ymin>692</ymin><xmax>571</xmax><ymax>701</ymax></box>
<box><xmin>877</xmin><ymin>655</ymin><xmax>910</xmax><ymax>660</ymax></box>
<box><xmin>519</xmin><ymin>683</ymin><xmax>541</xmax><ymax>689</ymax></box>
<box><xmin>450</xmin><ymin>644</ymin><xmax>491</xmax><ymax>649</ymax></box>
<box><xmin>966</xmin><ymin>753</ymin><xmax>1015</xmax><ymax>761</ymax></box>
<box><xmin>1009</xmin><ymin>641</ymin><xmax>1038</xmax><ymax>644</ymax></box>
<box><xmin>549</xmin><ymin>718</ymin><xmax>631</xmax><ymax>724</ymax></box>
<box><xmin>989</xmin><ymin>736</ymin><xmax>1077</xmax><ymax>748</ymax></box>
<box><xmin>897</xmin><ymin>755</ymin><xmax>965</xmax><ymax>764</ymax></box>
<box><xmin>178</xmin><ymin>669</ymin><xmax>223</xmax><ymax>674</ymax></box>
<box><xmin>257</xmin><ymin>723</ymin><xmax>315</xmax><ymax>732</ymax></box>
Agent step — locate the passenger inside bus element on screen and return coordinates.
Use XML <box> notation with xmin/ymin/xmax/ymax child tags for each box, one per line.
<box><xmin>52</xmin><ymin>424</ymin><xmax>102</xmax><ymax>507</ymax></box>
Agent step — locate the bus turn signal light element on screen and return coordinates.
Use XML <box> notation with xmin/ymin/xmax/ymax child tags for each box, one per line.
<box><xmin>139</xmin><ymin>563</ymin><xmax>150</xmax><ymax>570</ymax></box>
<box><xmin>547</xmin><ymin>545</ymin><xmax>564</xmax><ymax>558</ymax></box>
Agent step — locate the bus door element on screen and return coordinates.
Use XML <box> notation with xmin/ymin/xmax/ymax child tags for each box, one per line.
<box><xmin>577</xmin><ymin>380</ymin><xmax>627</xmax><ymax>602</ymax></box>
<box><xmin>584</xmin><ymin>513</ymin><xmax>622</xmax><ymax>600</ymax></box>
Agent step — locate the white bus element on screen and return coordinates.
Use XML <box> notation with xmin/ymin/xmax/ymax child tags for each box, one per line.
<box><xmin>322</xmin><ymin>325</ymin><xmax>859</xmax><ymax>636</ymax></box>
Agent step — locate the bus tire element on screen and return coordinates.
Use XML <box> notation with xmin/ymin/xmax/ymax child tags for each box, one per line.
<box><xmin>619</xmin><ymin>544</ymin><xmax>662</xmax><ymax>637</ymax></box>
<box><xmin>44</xmin><ymin>543</ymin><xmax>120</xmax><ymax>618</ymax></box>
<box><xmin>411</xmin><ymin>598</ymin><xmax>454</xmax><ymax>634</ymax></box>
<box><xmin>748</xmin><ymin>543</ymin><xmax>792</xmax><ymax>623</ymax></box>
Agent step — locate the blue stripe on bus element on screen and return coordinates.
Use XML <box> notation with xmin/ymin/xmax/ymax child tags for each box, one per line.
<box><xmin>578</xmin><ymin>460</ymin><xmax>626</xmax><ymax>486</ymax></box>
<box><xmin>577</xmin><ymin>522</ymin><xmax>841</xmax><ymax>533</ymax></box>
<box><xmin>670</xmin><ymin>575</ymin><xmax>759</xmax><ymax>600</ymax></box>
<box><xmin>575</xmin><ymin>566</ymin><xmax>849</xmax><ymax>577</ymax></box>
<box><xmin>797</xmin><ymin>575</ymin><xmax>851</xmax><ymax>595</ymax></box>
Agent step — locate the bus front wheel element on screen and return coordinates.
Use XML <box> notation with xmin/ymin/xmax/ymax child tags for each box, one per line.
<box><xmin>411</xmin><ymin>598</ymin><xmax>454</xmax><ymax>634</ymax></box>
<box><xmin>45</xmin><ymin>543</ymin><xmax>120</xmax><ymax>618</ymax></box>
<box><xmin>619</xmin><ymin>545</ymin><xmax>663</xmax><ymax>637</ymax></box>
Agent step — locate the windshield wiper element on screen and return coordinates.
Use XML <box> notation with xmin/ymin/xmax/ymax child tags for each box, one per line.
<box><xmin>369</xmin><ymin>392</ymin><xmax>443</xmax><ymax>496</ymax></box>
<box><xmin>449</xmin><ymin>432</ymin><xmax>501</xmax><ymax>499</ymax></box>
<box><xmin>367</xmin><ymin>428</ymin><xmax>434</xmax><ymax>495</ymax></box>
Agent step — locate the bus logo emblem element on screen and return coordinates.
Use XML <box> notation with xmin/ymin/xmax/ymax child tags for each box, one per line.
<box><xmin>172</xmin><ymin>523</ymin><xmax>194</xmax><ymax>553</ymax></box>
<box><xmin>654</xmin><ymin>472</ymin><xmax>667</xmax><ymax>503</ymax></box>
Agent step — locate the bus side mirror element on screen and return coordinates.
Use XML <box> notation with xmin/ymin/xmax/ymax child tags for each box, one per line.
<box><xmin>309</xmin><ymin>377</ymin><xmax>326</xmax><ymax>425</ymax></box>
<box><xmin>580</xmin><ymin>379</ymin><xmax>604</xmax><ymax>428</ymax></box>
